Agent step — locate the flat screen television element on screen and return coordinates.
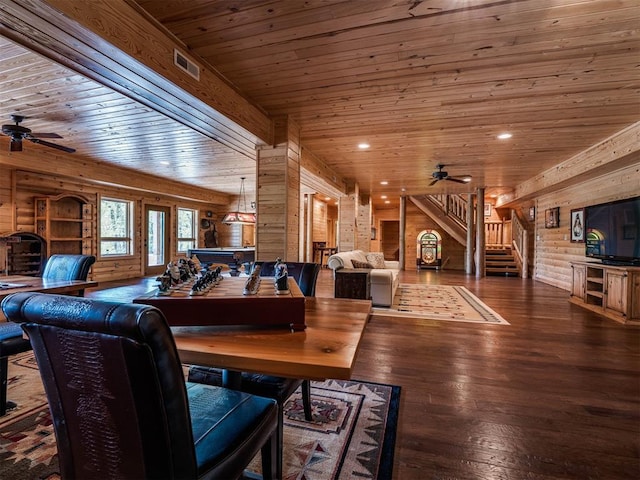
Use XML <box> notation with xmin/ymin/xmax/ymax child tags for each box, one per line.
<box><xmin>584</xmin><ymin>196</ymin><xmax>640</xmax><ymax>266</ymax></box>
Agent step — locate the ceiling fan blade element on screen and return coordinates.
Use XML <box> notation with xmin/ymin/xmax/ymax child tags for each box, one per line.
<box><xmin>429</xmin><ymin>178</ymin><xmax>439</xmax><ymax>186</ymax></box>
<box><xmin>10</xmin><ymin>137</ymin><xmax>23</xmax><ymax>152</ymax></box>
<box><xmin>30</xmin><ymin>132</ymin><xmax>63</xmax><ymax>139</ymax></box>
<box><xmin>27</xmin><ymin>137</ymin><xmax>76</xmax><ymax>153</ymax></box>
<box><xmin>446</xmin><ymin>177</ymin><xmax>469</xmax><ymax>184</ymax></box>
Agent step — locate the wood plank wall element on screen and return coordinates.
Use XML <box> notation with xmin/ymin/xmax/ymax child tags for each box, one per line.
<box><xmin>256</xmin><ymin>117</ymin><xmax>301</xmax><ymax>262</ymax></box>
<box><xmin>338</xmin><ymin>193</ymin><xmax>357</xmax><ymax>252</ymax></box>
<box><xmin>404</xmin><ymin>202</ymin><xmax>466</xmax><ymax>270</ymax></box>
<box><xmin>312</xmin><ymin>197</ymin><xmax>328</xmax><ymax>242</ymax></box>
<box><xmin>532</xmin><ymin>162</ymin><xmax>640</xmax><ymax>290</ymax></box>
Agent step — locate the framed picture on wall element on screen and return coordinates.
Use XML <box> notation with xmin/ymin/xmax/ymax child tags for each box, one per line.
<box><xmin>570</xmin><ymin>208</ymin><xmax>585</xmax><ymax>242</ymax></box>
<box><xmin>529</xmin><ymin>206</ymin><xmax>535</xmax><ymax>221</ymax></box>
<box><xmin>545</xmin><ymin>207</ymin><xmax>560</xmax><ymax>228</ymax></box>
<box><xmin>484</xmin><ymin>203</ymin><xmax>492</xmax><ymax>216</ymax></box>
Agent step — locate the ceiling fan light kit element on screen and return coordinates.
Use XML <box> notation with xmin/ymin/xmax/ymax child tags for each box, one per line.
<box><xmin>1</xmin><ymin>114</ymin><xmax>75</xmax><ymax>153</ymax></box>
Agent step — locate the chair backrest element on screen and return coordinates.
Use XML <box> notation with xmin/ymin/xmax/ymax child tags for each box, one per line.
<box><xmin>1</xmin><ymin>292</ymin><xmax>197</xmax><ymax>479</ymax></box>
<box><xmin>256</xmin><ymin>261</ymin><xmax>321</xmax><ymax>297</ymax></box>
<box><xmin>41</xmin><ymin>254</ymin><xmax>96</xmax><ymax>282</ymax></box>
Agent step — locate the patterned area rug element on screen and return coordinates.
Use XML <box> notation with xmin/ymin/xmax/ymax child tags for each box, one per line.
<box><xmin>0</xmin><ymin>352</ymin><xmax>400</xmax><ymax>480</ymax></box>
<box><xmin>372</xmin><ymin>284</ymin><xmax>509</xmax><ymax>324</ymax></box>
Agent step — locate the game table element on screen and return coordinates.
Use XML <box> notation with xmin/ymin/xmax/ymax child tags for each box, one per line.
<box><xmin>133</xmin><ymin>276</ymin><xmax>307</xmax><ymax>330</ymax></box>
<box><xmin>132</xmin><ymin>278</ymin><xmax>371</xmax><ymax>384</ymax></box>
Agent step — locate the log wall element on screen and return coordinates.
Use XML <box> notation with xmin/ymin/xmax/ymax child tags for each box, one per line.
<box><xmin>0</xmin><ymin>165</ymin><xmax>224</xmax><ymax>282</ymax></box>
<box><xmin>532</xmin><ymin>162</ymin><xmax>640</xmax><ymax>290</ymax></box>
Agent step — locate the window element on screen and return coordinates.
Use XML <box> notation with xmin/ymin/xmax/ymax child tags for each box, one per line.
<box><xmin>177</xmin><ymin>208</ymin><xmax>197</xmax><ymax>252</ymax></box>
<box><xmin>100</xmin><ymin>197</ymin><xmax>133</xmax><ymax>256</ymax></box>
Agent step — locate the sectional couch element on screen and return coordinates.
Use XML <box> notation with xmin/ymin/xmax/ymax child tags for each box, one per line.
<box><xmin>326</xmin><ymin>250</ymin><xmax>399</xmax><ymax>307</ymax></box>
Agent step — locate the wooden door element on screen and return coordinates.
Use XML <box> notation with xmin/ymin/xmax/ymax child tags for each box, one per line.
<box><xmin>605</xmin><ymin>270</ymin><xmax>627</xmax><ymax>315</ymax></box>
<box><xmin>145</xmin><ymin>205</ymin><xmax>170</xmax><ymax>276</ymax></box>
<box><xmin>381</xmin><ymin>220</ymin><xmax>399</xmax><ymax>260</ymax></box>
<box><xmin>570</xmin><ymin>263</ymin><xmax>586</xmax><ymax>300</ymax></box>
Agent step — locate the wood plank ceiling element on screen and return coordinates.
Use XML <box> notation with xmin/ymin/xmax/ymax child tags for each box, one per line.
<box><xmin>1</xmin><ymin>0</ymin><xmax>638</xmax><ymax>208</ymax></box>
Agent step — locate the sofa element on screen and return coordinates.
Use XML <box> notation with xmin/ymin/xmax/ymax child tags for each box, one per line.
<box><xmin>326</xmin><ymin>250</ymin><xmax>399</xmax><ymax>307</ymax></box>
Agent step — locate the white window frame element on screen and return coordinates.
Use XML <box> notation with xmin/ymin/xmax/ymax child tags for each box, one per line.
<box><xmin>99</xmin><ymin>197</ymin><xmax>134</xmax><ymax>257</ymax></box>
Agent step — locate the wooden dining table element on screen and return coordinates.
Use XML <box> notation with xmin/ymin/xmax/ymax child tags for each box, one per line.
<box><xmin>0</xmin><ymin>275</ymin><xmax>98</xmax><ymax>319</ymax></box>
<box><xmin>138</xmin><ymin>293</ymin><xmax>372</xmax><ymax>382</ymax></box>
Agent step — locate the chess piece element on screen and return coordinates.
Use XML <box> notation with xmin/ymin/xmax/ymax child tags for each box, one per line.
<box><xmin>167</xmin><ymin>261</ymin><xmax>181</xmax><ymax>287</ymax></box>
<box><xmin>155</xmin><ymin>275</ymin><xmax>171</xmax><ymax>296</ymax></box>
<box><xmin>274</xmin><ymin>258</ymin><xmax>289</xmax><ymax>294</ymax></box>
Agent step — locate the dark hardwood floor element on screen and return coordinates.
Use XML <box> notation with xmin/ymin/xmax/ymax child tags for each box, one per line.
<box><xmin>86</xmin><ymin>268</ymin><xmax>640</xmax><ymax>479</ymax></box>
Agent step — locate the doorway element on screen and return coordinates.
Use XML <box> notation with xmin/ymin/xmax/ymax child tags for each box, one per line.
<box><xmin>381</xmin><ymin>220</ymin><xmax>400</xmax><ymax>260</ymax></box>
<box><xmin>145</xmin><ymin>205</ymin><xmax>170</xmax><ymax>276</ymax></box>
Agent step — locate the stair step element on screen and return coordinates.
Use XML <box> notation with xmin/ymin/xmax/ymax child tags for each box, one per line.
<box><xmin>486</xmin><ymin>269</ymin><xmax>520</xmax><ymax>277</ymax></box>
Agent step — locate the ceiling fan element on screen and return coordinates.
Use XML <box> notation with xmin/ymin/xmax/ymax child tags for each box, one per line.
<box><xmin>429</xmin><ymin>164</ymin><xmax>471</xmax><ymax>186</ymax></box>
<box><xmin>1</xmin><ymin>114</ymin><xmax>75</xmax><ymax>153</ymax></box>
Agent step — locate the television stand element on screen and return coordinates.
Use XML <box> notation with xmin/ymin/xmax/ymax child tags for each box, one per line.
<box><xmin>570</xmin><ymin>261</ymin><xmax>640</xmax><ymax>325</ymax></box>
<box><xmin>600</xmin><ymin>259</ymin><xmax>640</xmax><ymax>267</ymax></box>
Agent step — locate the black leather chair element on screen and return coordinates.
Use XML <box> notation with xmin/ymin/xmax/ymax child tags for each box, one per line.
<box><xmin>188</xmin><ymin>261</ymin><xmax>321</xmax><ymax>479</ymax></box>
<box><xmin>0</xmin><ymin>253</ymin><xmax>95</xmax><ymax>416</ymax></box>
<box><xmin>1</xmin><ymin>292</ymin><xmax>279</xmax><ymax>480</ymax></box>
<box><xmin>0</xmin><ymin>322</ymin><xmax>31</xmax><ymax>415</ymax></box>
<box><xmin>41</xmin><ymin>254</ymin><xmax>96</xmax><ymax>296</ymax></box>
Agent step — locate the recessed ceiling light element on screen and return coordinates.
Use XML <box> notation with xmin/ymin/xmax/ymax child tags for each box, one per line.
<box><xmin>497</xmin><ymin>132</ymin><xmax>512</xmax><ymax>140</ymax></box>
<box><xmin>325</xmin><ymin>196</ymin><xmax>331</xmax><ymax>201</ymax></box>
<box><xmin>160</xmin><ymin>161</ymin><xmax>170</xmax><ymax>165</ymax></box>
<box><xmin>358</xmin><ymin>142</ymin><xmax>370</xmax><ymax>149</ymax></box>
<box><xmin>380</xmin><ymin>181</ymin><xmax>388</xmax><ymax>185</ymax></box>
<box><xmin>381</xmin><ymin>195</ymin><xmax>387</xmax><ymax>199</ymax></box>
<box><xmin>384</xmin><ymin>200</ymin><xmax>390</xmax><ymax>204</ymax></box>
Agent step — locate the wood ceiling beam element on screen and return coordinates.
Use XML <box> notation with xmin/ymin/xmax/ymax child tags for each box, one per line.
<box><xmin>0</xmin><ymin>0</ymin><xmax>273</xmax><ymax>156</ymax></box>
<box><xmin>506</xmin><ymin>122</ymin><xmax>640</xmax><ymax>204</ymax></box>
<box><xmin>0</xmin><ymin>147</ymin><xmax>229</xmax><ymax>205</ymax></box>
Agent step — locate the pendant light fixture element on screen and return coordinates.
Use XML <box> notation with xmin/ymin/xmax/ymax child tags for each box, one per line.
<box><xmin>222</xmin><ymin>177</ymin><xmax>256</xmax><ymax>224</ymax></box>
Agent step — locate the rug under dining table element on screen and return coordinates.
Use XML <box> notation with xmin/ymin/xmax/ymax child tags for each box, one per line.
<box><xmin>0</xmin><ymin>352</ymin><xmax>400</xmax><ymax>480</ymax></box>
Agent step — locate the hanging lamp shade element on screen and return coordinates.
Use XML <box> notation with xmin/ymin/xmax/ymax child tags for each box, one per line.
<box><xmin>222</xmin><ymin>177</ymin><xmax>256</xmax><ymax>224</ymax></box>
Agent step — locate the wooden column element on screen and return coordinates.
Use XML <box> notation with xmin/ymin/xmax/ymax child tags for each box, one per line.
<box><xmin>256</xmin><ymin>116</ymin><xmax>300</xmax><ymax>262</ymax></box>
<box><xmin>337</xmin><ymin>183</ymin><xmax>358</xmax><ymax>252</ymax></box>
<box><xmin>399</xmin><ymin>195</ymin><xmax>406</xmax><ymax>270</ymax></box>
<box><xmin>475</xmin><ymin>187</ymin><xmax>486</xmax><ymax>278</ymax></box>
<box><xmin>465</xmin><ymin>193</ymin><xmax>474</xmax><ymax>274</ymax></box>
<box><xmin>355</xmin><ymin>193</ymin><xmax>371</xmax><ymax>252</ymax></box>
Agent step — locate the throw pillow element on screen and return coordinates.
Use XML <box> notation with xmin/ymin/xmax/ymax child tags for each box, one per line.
<box><xmin>366</xmin><ymin>252</ymin><xmax>386</xmax><ymax>269</ymax></box>
<box><xmin>351</xmin><ymin>259</ymin><xmax>373</xmax><ymax>269</ymax></box>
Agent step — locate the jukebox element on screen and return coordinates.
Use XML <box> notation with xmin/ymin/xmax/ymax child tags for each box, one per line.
<box><xmin>416</xmin><ymin>230</ymin><xmax>442</xmax><ymax>269</ymax></box>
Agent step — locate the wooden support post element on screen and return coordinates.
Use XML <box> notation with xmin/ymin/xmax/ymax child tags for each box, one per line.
<box><xmin>475</xmin><ymin>188</ymin><xmax>486</xmax><ymax>278</ymax></box>
<box><xmin>466</xmin><ymin>194</ymin><xmax>474</xmax><ymax>274</ymax></box>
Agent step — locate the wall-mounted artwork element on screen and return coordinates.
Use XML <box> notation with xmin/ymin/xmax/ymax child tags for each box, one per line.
<box><xmin>570</xmin><ymin>208</ymin><xmax>584</xmax><ymax>242</ymax></box>
<box><xmin>545</xmin><ymin>207</ymin><xmax>560</xmax><ymax>228</ymax></box>
<box><xmin>484</xmin><ymin>203</ymin><xmax>492</xmax><ymax>216</ymax></box>
<box><xmin>529</xmin><ymin>206</ymin><xmax>535</xmax><ymax>221</ymax></box>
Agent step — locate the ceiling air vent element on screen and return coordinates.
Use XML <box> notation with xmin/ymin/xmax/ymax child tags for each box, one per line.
<box><xmin>174</xmin><ymin>49</ymin><xmax>200</xmax><ymax>81</ymax></box>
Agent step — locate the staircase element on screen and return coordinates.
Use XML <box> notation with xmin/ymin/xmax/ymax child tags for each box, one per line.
<box><xmin>486</xmin><ymin>247</ymin><xmax>520</xmax><ymax>276</ymax></box>
<box><xmin>410</xmin><ymin>194</ymin><xmax>529</xmax><ymax>278</ymax></box>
